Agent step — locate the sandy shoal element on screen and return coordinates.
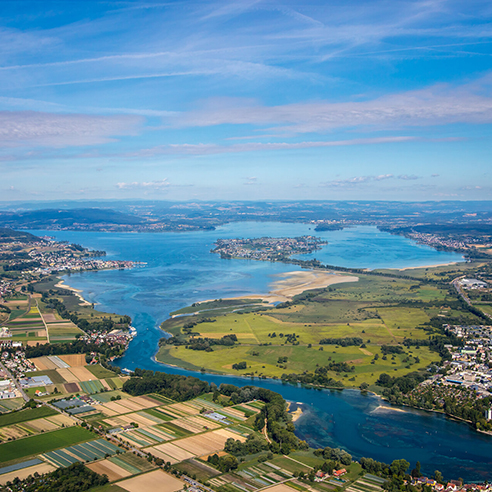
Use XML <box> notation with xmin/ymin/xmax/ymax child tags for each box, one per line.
<box><xmin>55</xmin><ymin>280</ymin><xmax>91</xmax><ymax>306</ymax></box>
<box><xmin>269</xmin><ymin>270</ymin><xmax>358</xmax><ymax>299</ymax></box>
<box><xmin>202</xmin><ymin>270</ymin><xmax>358</xmax><ymax>305</ymax></box>
<box><xmin>396</xmin><ymin>261</ymin><xmax>461</xmax><ymax>271</ymax></box>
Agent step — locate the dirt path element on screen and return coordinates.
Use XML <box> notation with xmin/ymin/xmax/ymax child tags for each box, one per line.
<box><xmin>262</xmin><ymin>418</ymin><xmax>271</xmax><ymax>444</ymax></box>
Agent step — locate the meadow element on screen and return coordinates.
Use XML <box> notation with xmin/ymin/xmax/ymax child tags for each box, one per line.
<box><xmin>156</xmin><ymin>271</ymin><xmax>471</xmax><ymax>386</ymax></box>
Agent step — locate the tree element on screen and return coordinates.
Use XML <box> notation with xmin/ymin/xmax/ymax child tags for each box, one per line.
<box><xmin>411</xmin><ymin>461</ymin><xmax>422</xmax><ymax>478</ymax></box>
<box><xmin>390</xmin><ymin>459</ymin><xmax>410</xmax><ymax>476</ymax></box>
<box><xmin>434</xmin><ymin>470</ymin><xmax>443</xmax><ymax>483</ymax></box>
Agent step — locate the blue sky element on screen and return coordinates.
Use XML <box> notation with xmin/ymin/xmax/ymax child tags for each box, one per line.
<box><xmin>1</xmin><ymin>0</ymin><xmax>492</xmax><ymax>201</ymax></box>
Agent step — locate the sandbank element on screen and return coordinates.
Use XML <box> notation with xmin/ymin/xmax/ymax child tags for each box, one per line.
<box><xmin>373</xmin><ymin>405</ymin><xmax>407</xmax><ymax>413</ymax></box>
<box><xmin>291</xmin><ymin>407</ymin><xmax>304</xmax><ymax>422</ymax></box>
<box><xmin>270</xmin><ymin>270</ymin><xmax>358</xmax><ymax>299</ymax></box>
<box><xmin>287</xmin><ymin>402</ymin><xmax>305</xmax><ymax>422</ymax></box>
<box><xmin>394</xmin><ymin>261</ymin><xmax>462</xmax><ymax>271</ymax></box>
<box><xmin>55</xmin><ymin>279</ymin><xmax>91</xmax><ymax>306</ymax></box>
<box><xmin>211</xmin><ymin>270</ymin><xmax>358</xmax><ymax>305</ymax></box>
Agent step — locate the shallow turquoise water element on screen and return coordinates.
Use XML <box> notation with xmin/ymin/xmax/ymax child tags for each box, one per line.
<box><xmin>31</xmin><ymin>224</ymin><xmax>491</xmax><ymax>481</ymax></box>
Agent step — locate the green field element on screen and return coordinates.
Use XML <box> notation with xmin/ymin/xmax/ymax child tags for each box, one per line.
<box><xmin>0</xmin><ymin>426</ymin><xmax>95</xmax><ymax>464</ymax></box>
<box><xmin>47</xmin><ymin>323</ymin><xmax>84</xmax><ymax>339</ymax></box>
<box><xmin>171</xmin><ymin>298</ymin><xmax>264</xmax><ymax>316</ymax></box>
<box><xmin>0</xmin><ymin>398</ymin><xmax>24</xmax><ymax>413</ymax></box>
<box><xmin>86</xmin><ymin>364</ymin><xmax>118</xmax><ymax>379</ymax></box>
<box><xmin>156</xmin><ymin>271</ymin><xmax>464</xmax><ymax>386</ymax></box>
<box><xmin>475</xmin><ymin>304</ymin><xmax>492</xmax><ymax>316</ymax></box>
<box><xmin>25</xmin><ymin>369</ymin><xmax>67</xmax><ymax>384</ymax></box>
<box><xmin>0</xmin><ymin>406</ymin><xmax>57</xmax><ymax>427</ymax></box>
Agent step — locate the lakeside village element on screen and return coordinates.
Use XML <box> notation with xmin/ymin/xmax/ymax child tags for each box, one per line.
<box><xmin>0</xmin><ymin>232</ymin><xmax>139</xmax><ymax>298</ymax></box>
<box><xmin>211</xmin><ymin>236</ymin><xmax>328</xmax><ymax>261</ymax></box>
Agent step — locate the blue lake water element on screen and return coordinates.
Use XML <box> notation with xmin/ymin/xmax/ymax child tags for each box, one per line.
<box><xmin>31</xmin><ymin>223</ymin><xmax>492</xmax><ymax>481</ymax></box>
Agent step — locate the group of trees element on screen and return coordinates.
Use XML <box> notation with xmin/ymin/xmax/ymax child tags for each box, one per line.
<box><xmin>224</xmin><ymin>434</ymin><xmax>269</xmax><ymax>456</ymax></box>
<box><xmin>314</xmin><ymin>446</ymin><xmax>352</xmax><ymax>466</ymax></box>
<box><xmin>281</xmin><ymin>367</ymin><xmax>345</xmax><ymax>388</ymax></box>
<box><xmin>214</xmin><ymin>383</ymin><xmax>305</xmax><ymax>454</ymax></box>
<box><xmin>319</xmin><ymin>337</ymin><xmax>363</xmax><ymax>346</ymax></box>
<box><xmin>25</xmin><ymin>339</ymin><xmax>123</xmax><ymax>363</ymax></box>
<box><xmin>207</xmin><ymin>453</ymin><xmax>238</xmax><ymax>471</ymax></box>
<box><xmin>4</xmin><ymin>463</ymin><xmax>108</xmax><ymax>492</ymax></box>
<box><xmin>123</xmin><ymin>368</ymin><xmax>210</xmax><ymax>402</ymax></box>
<box><xmin>165</xmin><ymin>333</ymin><xmax>237</xmax><ymax>351</ymax></box>
<box><xmin>376</xmin><ymin>372</ymin><xmax>426</xmax><ymax>394</ymax></box>
<box><xmin>381</xmin><ymin>345</ymin><xmax>405</xmax><ymax>355</ymax></box>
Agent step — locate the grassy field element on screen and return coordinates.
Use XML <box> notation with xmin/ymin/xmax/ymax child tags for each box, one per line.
<box><xmin>170</xmin><ymin>298</ymin><xmax>264</xmax><ymax>316</ymax></box>
<box><xmin>0</xmin><ymin>398</ymin><xmax>24</xmax><ymax>413</ymax></box>
<box><xmin>0</xmin><ymin>426</ymin><xmax>95</xmax><ymax>464</ymax></box>
<box><xmin>156</xmin><ymin>271</ymin><xmax>463</xmax><ymax>386</ymax></box>
<box><xmin>158</xmin><ymin>341</ymin><xmax>437</xmax><ymax>384</ymax></box>
<box><xmin>86</xmin><ymin>364</ymin><xmax>118</xmax><ymax>379</ymax></box>
<box><xmin>46</xmin><ymin>322</ymin><xmax>84</xmax><ymax>340</ymax></box>
<box><xmin>0</xmin><ymin>406</ymin><xmax>57</xmax><ymax>427</ymax></box>
<box><xmin>475</xmin><ymin>304</ymin><xmax>492</xmax><ymax>316</ymax></box>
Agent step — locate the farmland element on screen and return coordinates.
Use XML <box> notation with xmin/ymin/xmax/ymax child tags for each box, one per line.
<box><xmin>0</xmin><ymin>426</ymin><xmax>94</xmax><ymax>464</ymax></box>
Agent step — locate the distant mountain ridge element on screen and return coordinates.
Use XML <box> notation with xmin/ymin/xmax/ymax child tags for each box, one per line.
<box><xmin>0</xmin><ymin>201</ymin><xmax>491</xmax><ymax>234</ymax></box>
<box><xmin>0</xmin><ymin>227</ymin><xmax>43</xmax><ymax>243</ymax></box>
<box><xmin>0</xmin><ymin>208</ymin><xmax>144</xmax><ymax>229</ymax></box>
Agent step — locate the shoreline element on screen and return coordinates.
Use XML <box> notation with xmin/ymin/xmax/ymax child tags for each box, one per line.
<box><xmin>394</xmin><ymin>261</ymin><xmax>462</xmax><ymax>271</ymax></box>
<box><xmin>54</xmin><ymin>279</ymin><xmax>92</xmax><ymax>306</ymax></box>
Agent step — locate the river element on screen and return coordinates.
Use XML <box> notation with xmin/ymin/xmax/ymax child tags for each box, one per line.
<box><xmin>30</xmin><ymin>223</ymin><xmax>492</xmax><ymax>481</ymax></box>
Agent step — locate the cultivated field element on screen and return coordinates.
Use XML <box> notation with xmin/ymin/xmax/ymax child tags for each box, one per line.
<box><xmin>118</xmin><ymin>469</ymin><xmax>184</xmax><ymax>492</ymax></box>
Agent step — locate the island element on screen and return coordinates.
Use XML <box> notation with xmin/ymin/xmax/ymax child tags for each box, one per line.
<box><xmin>211</xmin><ymin>236</ymin><xmax>328</xmax><ymax>261</ymax></box>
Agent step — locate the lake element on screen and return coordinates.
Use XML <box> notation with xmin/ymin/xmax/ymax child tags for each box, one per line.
<box><xmin>31</xmin><ymin>223</ymin><xmax>492</xmax><ymax>481</ymax></box>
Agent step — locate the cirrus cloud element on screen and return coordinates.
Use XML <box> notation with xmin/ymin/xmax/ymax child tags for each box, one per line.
<box><xmin>0</xmin><ymin>111</ymin><xmax>143</xmax><ymax>148</ymax></box>
<box><xmin>168</xmin><ymin>81</ymin><xmax>492</xmax><ymax>134</ymax></box>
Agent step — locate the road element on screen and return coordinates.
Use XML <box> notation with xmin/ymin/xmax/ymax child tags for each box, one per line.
<box><xmin>451</xmin><ymin>276</ymin><xmax>471</xmax><ymax>305</ymax></box>
<box><xmin>451</xmin><ymin>276</ymin><xmax>492</xmax><ymax>319</ymax></box>
<box><xmin>35</xmin><ymin>296</ymin><xmax>50</xmax><ymax>343</ymax></box>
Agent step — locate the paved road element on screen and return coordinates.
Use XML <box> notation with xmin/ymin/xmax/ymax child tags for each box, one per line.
<box><xmin>451</xmin><ymin>276</ymin><xmax>492</xmax><ymax>319</ymax></box>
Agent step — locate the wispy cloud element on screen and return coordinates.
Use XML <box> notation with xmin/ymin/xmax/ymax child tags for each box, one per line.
<box><xmin>243</xmin><ymin>176</ymin><xmax>258</xmax><ymax>185</ymax></box>
<box><xmin>169</xmin><ymin>81</ymin><xmax>492</xmax><ymax>134</ymax></box>
<box><xmin>0</xmin><ymin>111</ymin><xmax>143</xmax><ymax>147</ymax></box>
<box><xmin>123</xmin><ymin>136</ymin><xmax>415</xmax><ymax>158</ymax></box>
<box><xmin>398</xmin><ymin>174</ymin><xmax>421</xmax><ymax>180</ymax></box>
<box><xmin>321</xmin><ymin>174</ymin><xmax>422</xmax><ymax>188</ymax></box>
<box><xmin>116</xmin><ymin>179</ymin><xmax>171</xmax><ymax>190</ymax></box>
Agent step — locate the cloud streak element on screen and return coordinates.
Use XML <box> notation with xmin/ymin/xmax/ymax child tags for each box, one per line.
<box><xmin>321</xmin><ymin>174</ymin><xmax>423</xmax><ymax>188</ymax></box>
<box><xmin>0</xmin><ymin>111</ymin><xmax>143</xmax><ymax>147</ymax></box>
<box><xmin>169</xmin><ymin>82</ymin><xmax>492</xmax><ymax>134</ymax></box>
<box><xmin>123</xmin><ymin>136</ymin><xmax>415</xmax><ymax>158</ymax></box>
<box><xmin>116</xmin><ymin>179</ymin><xmax>170</xmax><ymax>190</ymax></box>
